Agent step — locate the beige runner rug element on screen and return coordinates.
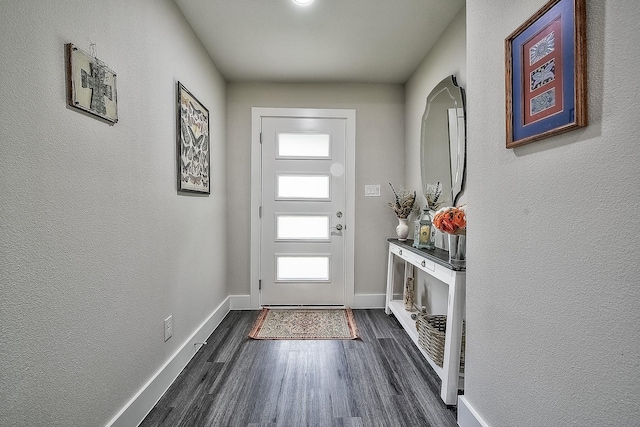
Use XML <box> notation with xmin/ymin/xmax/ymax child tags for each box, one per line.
<box><xmin>248</xmin><ymin>308</ymin><xmax>359</xmax><ymax>340</ymax></box>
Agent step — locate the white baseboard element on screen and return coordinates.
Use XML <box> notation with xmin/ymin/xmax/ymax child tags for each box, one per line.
<box><xmin>106</xmin><ymin>297</ymin><xmax>231</xmax><ymax>427</ymax></box>
<box><xmin>228</xmin><ymin>294</ymin><xmax>386</xmax><ymax>310</ymax></box>
<box><xmin>458</xmin><ymin>395</ymin><xmax>490</xmax><ymax>427</ymax></box>
<box><xmin>353</xmin><ymin>293</ymin><xmax>386</xmax><ymax>309</ymax></box>
<box><xmin>229</xmin><ymin>294</ymin><xmax>252</xmax><ymax>310</ymax></box>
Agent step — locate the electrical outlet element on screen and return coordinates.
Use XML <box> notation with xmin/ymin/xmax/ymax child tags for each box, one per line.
<box><xmin>164</xmin><ymin>315</ymin><xmax>173</xmax><ymax>341</ymax></box>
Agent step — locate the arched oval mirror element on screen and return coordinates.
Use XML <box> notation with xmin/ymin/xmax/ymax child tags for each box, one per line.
<box><xmin>420</xmin><ymin>75</ymin><xmax>466</xmax><ymax>207</ymax></box>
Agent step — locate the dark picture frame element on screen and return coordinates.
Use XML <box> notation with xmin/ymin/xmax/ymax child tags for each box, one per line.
<box><xmin>177</xmin><ymin>82</ymin><xmax>210</xmax><ymax>194</ymax></box>
<box><xmin>65</xmin><ymin>43</ymin><xmax>118</xmax><ymax>123</ymax></box>
<box><xmin>505</xmin><ymin>0</ymin><xmax>587</xmax><ymax>148</ymax></box>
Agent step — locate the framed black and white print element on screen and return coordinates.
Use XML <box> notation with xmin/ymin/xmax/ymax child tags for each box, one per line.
<box><xmin>66</xmin><ymin>43</ymin><xmax>118</xmax><ymax>123</ymax></box>
<box><xmin>505</xmin><ymin>0</ymin><xmax>587</xmax><ymax>148</ymax></box>
<box><xmin>177</xmin><ymin>82</ymin><xmax>210</xmax><ymax>194</ymax></box>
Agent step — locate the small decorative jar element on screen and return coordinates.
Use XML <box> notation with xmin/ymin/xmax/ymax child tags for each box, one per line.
<box><xmin>413</xmin><ymin>209</ymin><xmax>435</xmax><ymax>249</ymax></box>
<box><xmin>404</xmin><ymin>277</ymin><xmax>415</xmax><ymax>311</ymax></box>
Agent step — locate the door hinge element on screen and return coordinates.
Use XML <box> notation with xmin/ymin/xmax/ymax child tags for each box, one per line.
<box><xmin>259</xmin><ymin>279</ymin><xmax>262</xmax><ymax>290</ymax></box>
<box><xmin>259</xmin><ymin>206</ymin><xmax>262</xmax><ymax>218</ymax></box>
<box><xmin>260</xmin><ymin>132</ymin><xmax>263</xmax><ymax>144</ymax></box>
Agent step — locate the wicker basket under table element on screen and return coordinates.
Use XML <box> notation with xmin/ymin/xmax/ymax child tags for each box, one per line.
<box><xmin>416</xmin><ymin>313</ymin><xmax>465</xmax><ymax>372</ymax></box>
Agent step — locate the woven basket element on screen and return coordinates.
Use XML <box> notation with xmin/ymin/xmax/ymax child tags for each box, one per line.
<box><xmin>416</xmin><ymin>313</ymin><xmax>465</xmax><ymax>372</ymax></box>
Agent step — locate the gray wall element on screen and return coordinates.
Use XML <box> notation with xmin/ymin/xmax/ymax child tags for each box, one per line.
<box><xmin>226</xmin><ymin>83</ymin><xmax>405</xmax><ymax>297</ymax></box>
<box><xmin>404</xmin><ymin>6</ymin><xmax>466</xmax><ymax>315</ymax></box>
<box><xmin>465</xmin><ymin>1</ymin><xmax>640</xmax><ymax>425</ymax></box>
<box><xmin>0</xmin><ymin>1</ymin><xmax>228</xmax><ymax>425</ymax></box>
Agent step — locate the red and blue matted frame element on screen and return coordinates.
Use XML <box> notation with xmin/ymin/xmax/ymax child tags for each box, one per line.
<box><xmin>505</xmin><ymin>0</ymin><xmax>587</xmax><ymax>148</ymax></box>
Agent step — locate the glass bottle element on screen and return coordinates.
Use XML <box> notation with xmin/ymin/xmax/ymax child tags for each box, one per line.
<box><xmin>413</xmin><ymin>209</ymin><xmax>435</xmax><ymax>249</ymax></box>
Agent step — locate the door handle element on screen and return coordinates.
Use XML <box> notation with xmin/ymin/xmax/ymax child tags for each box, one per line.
<box><xmin>331</xmin><ymin>224</ymin><xmax>343</xmax><ymax>231</ymax></box>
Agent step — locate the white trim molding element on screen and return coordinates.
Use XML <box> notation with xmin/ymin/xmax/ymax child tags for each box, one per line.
<box><xmin>229</xmin><ymin>294</ymin><xmax>384</xmax><ymax>310</ymax></box>
<box><xmin>458</xmin><ymin>395</ymin><xmax>491</xmax><ymax>427</ymax></box>
<box><xmin>106</xmin><ymin>298</ymin><xmax>231</xmax><ymax>427</ymax></box>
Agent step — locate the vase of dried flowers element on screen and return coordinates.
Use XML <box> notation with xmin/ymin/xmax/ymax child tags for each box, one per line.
<box><xmin>387</xmin><ymin>183</ymin><xmax>418</xmax><ymax>241</ymax></box>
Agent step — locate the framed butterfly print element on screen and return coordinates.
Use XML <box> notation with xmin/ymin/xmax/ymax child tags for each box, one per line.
<box><xmin>177</xmin><ymin>82</ymin><xmax>210</xmax><ymax>194</ymax></box>
<box><xmin>505</xmin><ymin>0</ymin><xmax>587</xmax><ymax>148</ymax></box>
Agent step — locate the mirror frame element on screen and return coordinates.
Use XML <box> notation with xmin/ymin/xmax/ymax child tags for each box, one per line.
<box><xmin>420</xmin><ymin>75</ymin><xmax>466</xmax><ymax>206</ymax></box>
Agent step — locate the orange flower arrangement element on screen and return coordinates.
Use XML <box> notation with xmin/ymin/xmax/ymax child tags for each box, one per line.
<box><xmin>433</xmin><ymin>205</ymin><xmax>467</xmax><ymax>235</ymax></box>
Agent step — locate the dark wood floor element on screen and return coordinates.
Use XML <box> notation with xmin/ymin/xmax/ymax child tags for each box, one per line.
<box><xmin>140</xmin><ymin>309</ymin><xmax>457</xmax><ymax>427</ymax></box>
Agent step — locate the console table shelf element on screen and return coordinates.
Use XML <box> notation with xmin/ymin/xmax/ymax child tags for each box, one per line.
<box><xmin>387</xmin><ymin>299</ymin><xmax>444</xmax><ymax>378</ymax></box>
<box><xmin>385</xmin><ymin>238</ymin><xmax>466</xmax><ymax>405</ymax></box>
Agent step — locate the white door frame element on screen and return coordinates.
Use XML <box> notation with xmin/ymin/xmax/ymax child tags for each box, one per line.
<box><xmin>250</xmin><ymin>107</ymin><xmax>356</xmax><ymax>309</ymax></box>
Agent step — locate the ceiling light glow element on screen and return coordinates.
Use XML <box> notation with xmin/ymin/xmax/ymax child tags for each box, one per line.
<box><xmin>293</xmin><ymin>0</ymin><xmax>313</xmax><ymax>5</ymax></box>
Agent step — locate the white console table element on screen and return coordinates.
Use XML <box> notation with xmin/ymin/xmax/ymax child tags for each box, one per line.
<box><xmin>385</xmin><ymin>238</ymin><xmax>466</xmax><ymax>405</ymax></box>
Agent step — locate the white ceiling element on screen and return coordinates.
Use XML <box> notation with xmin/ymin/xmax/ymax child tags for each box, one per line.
<box><xmin>173</xmin><ymin>0</ymin><xmax>465</xmax><ymax>84</ymax></box>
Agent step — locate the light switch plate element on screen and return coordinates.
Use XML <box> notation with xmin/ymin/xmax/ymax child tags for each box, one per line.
<box><xmin>365</xmin><ymin>185</ymin><xmax>380</xmax><ymax>197</ymax></box>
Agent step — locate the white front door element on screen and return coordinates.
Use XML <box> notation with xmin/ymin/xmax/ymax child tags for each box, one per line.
<box><xmin>251</xmin><ymin>109</ymin><xmax>355</xmax><ymax>307</ymax></box>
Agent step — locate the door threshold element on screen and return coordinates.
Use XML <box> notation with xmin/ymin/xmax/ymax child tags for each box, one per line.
<box><xmin>261</xmin><ymin>305</ymin><xmax>346</xmax><ymax>309</ymax></box>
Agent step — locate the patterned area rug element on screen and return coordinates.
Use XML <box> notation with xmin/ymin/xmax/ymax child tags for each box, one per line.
<box><xmin>248</xmin><ymin>308</ymin><xmax>359</xmax><ymax>340</ymax></box>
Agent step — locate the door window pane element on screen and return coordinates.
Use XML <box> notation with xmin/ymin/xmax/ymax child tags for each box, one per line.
<box><xmin>276</xmin><ymin>256</ymin><xmax>330</xmax><ymax>281</ymax></box>
<box><xmin>278</xmin><ymin>133</ymin><xmax>330</xmax><ymax>158</ymax></box>
<box><xmin>276</xmin><ymin>215</ymin><xmax>330</xmax><ymax>240</ymax></box>
<box><xmin>276</xmin><ymin>175</ymin><xmax>330</xmax><ymax>200</ymax></box>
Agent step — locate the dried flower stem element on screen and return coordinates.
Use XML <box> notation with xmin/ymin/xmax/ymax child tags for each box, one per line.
<box><xmin>388</xmin><ymin>183</ymin><xmax>417</xmax><ymax>219</ymax></box>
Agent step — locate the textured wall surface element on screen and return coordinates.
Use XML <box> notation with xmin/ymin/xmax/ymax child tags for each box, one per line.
<box><xmin>0</xmin><ymin>1</ymin><xmax>227</xmax><ymax>425</ymax></box>
<box><xmin>405</xmin><ymin>6</ymin><xmax>467</xmax><ymax>209</ymax></box>
<box><xmin>226</xmin><ymin>83</ymin><xmax>405</xmax><ymax>297</ymax></box>
<box><xmin>403</xmin><ymin>6</ymin><xmax>466</xmax><ymax>315</ymax></box>
<box><xmin>465</xmin><ymin>1</ymin><xmax>640</xmax><ymax>425</ymax></box>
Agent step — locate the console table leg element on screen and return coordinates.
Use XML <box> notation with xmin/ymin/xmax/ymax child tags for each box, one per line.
<box><xmin>385</xmin><ymin>249</ymin><xmax>394</xmax><ymax>315</ymax></box>
<box><xmin>441</xmin><ymin>274</ymin><xmax>465</xmax><ymax>405</ymax></box>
